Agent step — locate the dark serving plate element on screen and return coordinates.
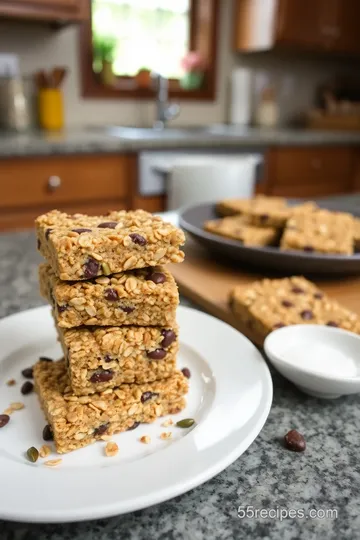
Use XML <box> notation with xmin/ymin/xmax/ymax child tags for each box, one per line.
<box><xmin>179</xmin><ymin>202</ymin><xmax>360</xmax><ymax>276</ymax></box>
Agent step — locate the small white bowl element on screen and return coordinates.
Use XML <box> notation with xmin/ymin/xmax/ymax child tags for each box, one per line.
<box><xmin>264</xmin><ymin>324</ymin><xmax>360</xmax><ymax>399</ymax></box>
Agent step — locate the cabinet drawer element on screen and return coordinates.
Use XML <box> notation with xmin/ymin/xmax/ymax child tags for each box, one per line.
<box><xmin>271</xmin><ymin>181</ymin><xmax>351</xmax><ymax>198</ymax></box>
<box><xmin>272</xmin><ymin>148</ymin><xmax>353</xmax><ymax>185</ymax></box>
<box><xmin>0</xmin><ymin>155</ymin><xmax>129</xmax><ymax>209</ymax></box>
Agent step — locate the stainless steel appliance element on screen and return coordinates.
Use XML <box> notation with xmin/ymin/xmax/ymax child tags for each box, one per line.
<box><xmin>0</xmin><ymin>76</ymin><xmax>37</xmax><ymax>131</ymax></box>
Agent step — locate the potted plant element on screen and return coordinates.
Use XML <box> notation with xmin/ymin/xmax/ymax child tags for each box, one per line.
<box><xmin>180</xmin><ymin>51</ymin><xmax>206</xmax><ymax>90</ymax></box>
<box><xmin>93</xmin><ymin>34</ymin><xmax>117</xmax><ymax>86</ymax></box>
<box><xmin>136</xmin><ymin>67</ymin><xmax>152</xmax><ymax>89</ymax></box>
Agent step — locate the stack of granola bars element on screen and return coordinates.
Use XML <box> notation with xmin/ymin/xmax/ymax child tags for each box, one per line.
<box><xmin>33</xmin><ymin>209</ymin><xmax>188</xmax><ymax>454</ymax></box>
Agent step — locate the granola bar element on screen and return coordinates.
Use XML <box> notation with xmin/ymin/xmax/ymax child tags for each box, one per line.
<box><xmin>245</xmin><ymin>202</ymin><xmax>317</xmax><ymax>228</ymax></box>
<box><xmin>204</xmin><ymin>215</ymin><xmax>280</xmax><ymax>246</ymax></box>
<box><xmin>280</xmin><ymin>209</ymin><xmax>355</xmax><ymax>255</ymax></box>
<box><xmin>36</xmin><ymin>209</ymin><xmax>185</xmax><ymax>281</ymax></box>
<box><xmin>230</xmin><ymin>276</ymin><xmax>360</xmax><ymax>343</ymax></box>
<box><xmin>355</xmin><ymin>218</ymin><xmax>360</xmax><ymax>251</ymax></box>
<box><xmin>57</xmin><ymin>323</ymin><xmax>179</xmax><ymax>395</ymax></box>
<box><xmin>216</xmin><ymin>196</ymin><xmax>286</xmax><ymax>217</ymax></box>
<box><xmin>39</xmin><ymin>263</ymin><xmax>178</xmax><ymax>328</ymax></box>
<box><xmin>34</xmin><ymin>359</ymin><xmax>188</xmax><ymax>453</ymax></box>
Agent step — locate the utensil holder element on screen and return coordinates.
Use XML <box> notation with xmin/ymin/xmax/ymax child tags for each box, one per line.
<box><xmin>38</xmin><ymin>88</ymin><xmax>64</xmax><ymax>131</ymax></box>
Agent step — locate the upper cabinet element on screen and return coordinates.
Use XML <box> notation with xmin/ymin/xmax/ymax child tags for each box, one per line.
<box><xmin>0</xmin><ymin>0</ymin><xmax>88</xmax><ymax>23</ymax></box>
<box><xmin>233</xmin><ymin>0</ymin><xmax>360</xmax><ymax>56</ymax></box>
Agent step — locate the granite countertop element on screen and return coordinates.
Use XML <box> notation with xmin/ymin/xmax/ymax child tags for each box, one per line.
<box><xmin>1</xmin><ymin>231</ymin><xmax>360</xmax><ymax>540</ymax></box>
<box><xmin>1</xmin><ymin>126</ymin><xmax>360</xmax><ymax>158</ymax></box>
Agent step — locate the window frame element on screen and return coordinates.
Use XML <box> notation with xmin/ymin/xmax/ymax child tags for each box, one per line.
<box><xmin>79</xmin><ymin>0</ymin><xmax>220</xmax><ymax>100</ymax></box>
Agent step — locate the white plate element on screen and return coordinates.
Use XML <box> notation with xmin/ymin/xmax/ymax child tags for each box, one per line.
<box><xmin>0</xmin><ymin>305</ymin><xmax>272</xmax><ymax>523</ymax></box>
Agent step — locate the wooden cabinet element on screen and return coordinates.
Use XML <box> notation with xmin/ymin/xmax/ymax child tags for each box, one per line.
<box><xmin>0</xmin><ymin>0</ymin><xmax>88</xmax><ymax>22</ymax></box>
<box><xmin>234</xmin><ymin>0</ymin><xmax>360</xmax><ymax>56</ymax></box>
<box><xmin>0</xmin><ymin>154</ymin><xmax>132</xmax><ymax>230</ymax></box>
<box><xmin>265</xmin><ymin>147</ymin><xmax>355</xmax><ymax>198</ymax></box>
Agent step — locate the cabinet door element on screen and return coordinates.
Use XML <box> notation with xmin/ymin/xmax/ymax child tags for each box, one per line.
<box><xmin>333</xmin><ymin>0</ymin><xmax>360</xmax><ymax>55</ymax></box>
<box><xmin>0</xmin><ymin>0</ymin><xmax>88</xmax><ymax>21</ymax></box>
<box><xmin>275</xmin><ymin>0</ymin><xmax>337</xmax><ymax>50</ymax></box>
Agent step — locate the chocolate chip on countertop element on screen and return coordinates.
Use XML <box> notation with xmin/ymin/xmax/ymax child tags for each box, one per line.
<box><xmin>0</xmin><ymin>414</ymin><xmax>10</xmax><ymax>428</ymax></box>
<box><xmin>147</xmin><ymin>348</ymin><xmax>167</xmax><ymax>360</ymax></box>
<box><xmin>84</xmin><ymin>257</ymin><xmax>100</xmax><ymax>279</ymax></box>
<box><xmin>161</xmin><ymin>329</ymin><xmax>176</xmax><ymax>348</ymax></box>
<box><xmin>284</xmin><ymin>429</ymin><xmax>306</xmax><ymax>452</ymax></box>
<box><xmin>21</xmin><ymin>381</ymin><xmax>34</xmax><ymax>395</ymax></box>
<box><xmin>72</xmin><ymin>228</ymin><xmax>92</xmax><ymax>234</ymax></box>
<box><xmin>90</xmin><ymin>370</ymin><xmax>114</xmax><ymax>383</ymax></box>
<box><xmin>303</xmin><ymin>245</ymin><xmax>314</xmax><ymax>252</ymax></box>
<box><xmin>21</xmin><ymin>367</ymin><xmax>33</xmax><ymax>379</ymax></box>
<box><xmin>141</xmin><ymin>391</ymin><xmax>159</xmax><ymax>403</ymax></box>
<box><xmin>45</xmin><ymin>228</ymin><xmax>53</xmax><ymax>240</ymax></box>
<box><xmin>97</xmin><ymin>222</ymin><xmax>118</xmax><ymax>229</ymax></box>
<box><xmin>281</xmin><ymin>300</ymin><xmax>293</xmax><ymax>308</ymax></box>
<box><xmin>146</xmin><ymin>271</ymin><xmax>166</xmax><ymax>284</ymax></box>
<box><xmin>314</xmin><ymin>292</ymin><xmax>324</xmax><ymax>299</ymax></box>
<box><xmin>104</xmin><ymin>288</ymin><xmax>119</xmax><ymax>301</ymax></box>
<box><xmin>39</xmin><ymin>356</ymin><xmax>53</xmax><ymax>362</ymax></box>
<box><xmin>181</xmin><ymin>367</ymin><xmax>191</xmax><ymax>379</ymax></box>
<box><xmin>273</xmin><ymin>322</ymin><xmax>285</xmax><ymax>329</ymax></box>
<box><xmin>42</xmin><ymin>424</ymin><xmax>53</xmax><ymax>441</ymax></box>
<box><xmin>94</xmin><ymin>423</ymin><xmax>110</xmax><ymax>437</ymax></box>
<box><xmin>300</xmin><ymin>310</ymin><xmax>313</xmax><ymax>320</ymax></box>
<box><xmin>129</xmin><ymin>233</ymin><xmax>147</xmax><ymax>246</ymax></box>
<box><xmin>291</xmin><ymin>286</ymin><xmax>304</xmax><ymax>294</ymax></box>
<box><xmin>326</xmin><ymin>321</ymin><xmax>339</xmax><ymax>327</ymax></box>
<box><xmin>57</xmin><ymin>304</ymin><xmax>67</xmax><ymax>313</ymax></box>
<box><xmin>120</xmin><ymin>306</ymin><xmax>135</xmax><ymax>314</ymax></box>
<box><xmin>127</xmin><ymin>422</ymin><xmax>140</xmax><ymax>431</ymax></box>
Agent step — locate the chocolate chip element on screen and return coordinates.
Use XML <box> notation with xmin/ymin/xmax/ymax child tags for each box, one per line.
<box><xmin>72</xmin><ymin>228</ymin><xmax>92</xmax><ymax>234</ymax></box>
<box><xmin>141</xmin><ymin>391</ymin><xmax>159</xmax><ymax>403</ymax></box>
<box><xmin>300</xmin><ymin>310</ymin><xmax>313</xmax><ymax>320</ymax></box>
<box><xmin>21</xmin><ymin>381</ymin><xmax>34</xmax><ymax>395</ymax></box>
<box><xmin>284</xmin><ymin>429</ymin><xmax>306</xmax><ymax>452</ymax></box>
<box><xmin>147</xmin><ymin>348</ymin><xmax>167</xmax><ymax>360</ymax></box>
<box><xmin>104</xmin><ymin>288</ymin><xmax>119</xmax><ymax>301</ymax></box>
<box><xmin>273</xmin><ymin>322</ymin><xmax>285</xmax><ymax>329</ymax></box>
<box><xmin>120</xmin><ymin>306</ymin><xmax>135</xmax><ymax>314</ymax></box>
<box><xmin>45</xmin><ymin>228</ymin><xmax>53</xmax><ymax>240</ymax></box>
<box><xmin>146</xmin><ymin>271</ymin><xmax>166</xmax><ymax>284</ymax></box>
<box><xmin>281</xmin><ymin>300</ymin><xmax>293</xmax><ymax>308</ymax></box>
<box><xmin>314</xmin><ymin>292</ymin><xmax>324</xmax><ymax>299</ymax></box>
<box><xmin>291</xmin><ymin>286</ymin><xmax>304</xmax><ymax>294</ymax></box>
<box><xmin>129</xmin><ymin>233</ymin><xmax>147</xmax><ymax>246</ymax></box>
<box><xmin>43</xmin><ymin>424</ymin><xmax>53</xmax><ymax>441</ymax></box>
<box><xmin>181</xmin><ymin>367</ymin><xmax>191</xmax><ymax>379</ymax></box>
<box><xmin>97</xmin><ymin>222</ymin><xmax>118</xmax><ymax>229</ymax></box>
<box><xmin>90</xmin><ymin>370</ymin><xmax>114</xmax><ymax>383</ymax></box>
<box><xmin>57</xmin><ymin>304</ymin><xmax>67</xmax><ymax>313</ymax></box>
<box><xmin>21</xmin><ymin>367</ymin><xmax>33</xmax><ymax>379</ymax></box>
<box><xmin>84</xmin><ymin>257</ymin><xmax>100</xmax><ymax>279</ymax></box>
<box><xmin>127</xmin><ymin>422</ymin><xmax>140</xmax><ymax>431</ymax></box>
<box><xmin>39</xmin><ymin>356</ymin><xmax>53</xmax><ymax>362</ymax></box>
<box><xmin>161</xmin><ymin>329</ymin><xmax>176</xmax><ymax>348</ymax></box>
<box><xmin>259</xmin><ymin>214</ymin><xmax>269</xmax><ymax>224</ymax></box>
<box><xmin>327</xmin><ymin>321</ymin><xmax>339</xmax><ymax>327</ymax></box>
<box><xmin>104</xmin><ymin>355</ymin><xmax>113</xmax><ymax>362</ymax></box>
<box><xmin>37</xmin><ymin>239</ymin><xmax>41</xmax><ymax>250</ymax></box>
<box><xmin>0</xmin><ymin>414</ymin><xmax>10</xmax><ymax>428</ymax></box>
<box><xmin>94</xmin><ymin>423</ymin><xmax>109</xmax><ymax>437</ymax></box>
<box><xmin>303</xmin><ymin>245</ymin><xmax>314</xmax><ymax>252</ymax></box>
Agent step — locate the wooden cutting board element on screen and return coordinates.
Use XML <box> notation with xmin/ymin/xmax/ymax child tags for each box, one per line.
<box><xmin>169</xmin><ymin>238</ymin><xmax>360</xmax><ymax>347</ymax></box>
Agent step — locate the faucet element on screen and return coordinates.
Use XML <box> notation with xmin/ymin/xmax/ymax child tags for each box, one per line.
<box><xmin>152</xmin><ymin>73</ymin><xmax>180</xmax><ymax>129</ymax></box>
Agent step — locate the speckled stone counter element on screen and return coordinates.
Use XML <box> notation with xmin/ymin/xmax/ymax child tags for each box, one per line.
<box><xmin>1</xmin><ymin>126</ymin><xmax>360</xmax><ymax>158</ymax></box>
<box><xmin>1</xmin><ymin>231</ymin><xmax>360</xmax><ymax>540</ymax></box>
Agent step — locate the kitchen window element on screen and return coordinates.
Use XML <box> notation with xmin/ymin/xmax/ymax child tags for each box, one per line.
<box><xmin>80</xmin><ymin>0</ymin><xmax>219</xmax><ymax>100</ymax></box>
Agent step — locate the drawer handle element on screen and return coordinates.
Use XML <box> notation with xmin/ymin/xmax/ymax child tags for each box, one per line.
<box><xmin>311</xmin><ymin>159</ymin><xmax>322</xmax><ymax>170</ymax></box>
<box><xmin>47</xmin><ymin>175</ymin><xmax>62</xmax><ymax>192</ymax></box>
